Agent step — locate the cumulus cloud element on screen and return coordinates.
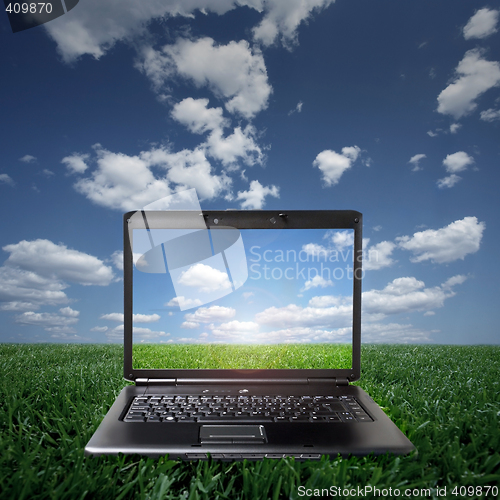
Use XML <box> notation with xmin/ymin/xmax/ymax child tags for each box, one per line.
<box><xmin>362</xmin><ymin>276</ymin><xmax>465</xmax><ymax>319</ymax></box>
<box><xmin>15</xmin><ymin>307</ymin><xmax>80</xmax><ymax>334</ymax></box>
<box><xmin>0</xmin><ymin>266</ymin><xmax>69</xmax><ymax>311</ymax></box>
<box><xmin>3</xmin><ymin>239</ymin><xmax>114</xmax><ymax>286</ymax></box>
<box><xmin>19</xmin><ymin>155</ymin><xmax>37</xmax><ymax>163</ymax></box>
<box><xmin>178</xmin><ymin>263</ymin><xmax>232</xmax><ymax>293</ymax></box>
<box><xmin>480</xmin><ymin>108</ymin><xmax>500</xmax><ymax>121</ymax></box>
<box><xmin>364</xmin><ymin>241</ymin><xmax>396</xmax><ymax>271</ymax></box>
<box><xmin>397</xmin><ymin>217</ymin><xmax>485</xmax><ymax>264</ymax></box>
<box><xmin>443</xmin><ymin>151</ymin><xmax>474</xmax><ymax>173</ymax></box>
<box><xmin>183</xmin><ymin>305</ymin><xmax>236</xmax><ymax>325</ymax></box>
<box><xmin>166</xmin><ymin>296</ymin><xmax>203</xmax><ymax>309</ymax></box>
<box><xmin>171</xmin><ymin>97</ymin><xmax>229</xmax><ymax>134</ymax></box>
<box><xmin>408</xmin><ymin>154</ymin><xmax>426</xmax><ymax>171</ymax></box>
<box><xmin>209</xmin><ymin>320</ymin><xmax>260</xmax><ymax>339</ymax></box>
<box><xmin>437</xmin><ymin>174</ymin><xmax>462</xmax><ymax>189</ymax></box>
<box><xmin>137</xmin><ymin>37</ymin><xmax>272</xmax><ymax>119</ymax></box>
<box><xmin>313</xmin><ymin>146</ymin><xmax>360</xmax><ymax>186</ymax></box>
<box><xmin>255</xmin><ymin>299</ymin><xmax>352</xmax><ymax>329</ymax></box>
<box><xmin>0</xmin><ymin>174</ymin><xmax>15</xmax><ymax>186</ymax></box>
<box><xmin>69</xmin><ymin>144</ymin><xmax>230</xmax><ymax>210</ymax></box>
<box><xmin>463</xmin><ymin>8</ymin><xmax>499</xmax><ymax>40</ymax></box>
<box><xmin>61</xmin><ymin>153</ymin><xmax>90</xmax><ymax>174</ymax></box>
<box><xmin>301</xmin><ymin>275</ymin><xmax>334</xmax><ymax>292</ymax></box>
<box><xmin>288</xmin><ymin>101</ymin><xmax>303</xmax><ymax>115</ymax></box>
<box><xmin>44</xmin><ymin>1</ymin><xmax>333</xmax><ymax>65</ymax></box>
<box><xmin>437</xmin><ymin>151</ymin><xmax>474</xmax><ymax>188</ymax></box>
<box><xmin>236</xmin><ymin>180</ymin><xmax>279</xmax><ymax>209</ymax></box>
<box><xmin>437</xmin><ymin>49</ymin><xmax>500</xmax><ymax>119</ymax></box>
<box><xmin>44</xmin><ymin>0</ymin><xmax>254</xmax><ymax>63</ymax></box>
<box><xmin>252</xmin><ymin>0</ymin><xmax>336</xmax><ymax>48</ymax></box>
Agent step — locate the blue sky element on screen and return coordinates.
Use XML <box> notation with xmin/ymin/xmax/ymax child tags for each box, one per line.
<box><xmin>0</xmin><ymin>0</ymin><xmax>499</xmax><ymax>344</ymax></box>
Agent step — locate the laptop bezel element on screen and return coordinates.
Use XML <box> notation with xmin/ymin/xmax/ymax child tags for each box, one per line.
<box><xmin>123</xmin><ymin>210</ymin><xmax>362</xmax><ymax>383</ymax></box>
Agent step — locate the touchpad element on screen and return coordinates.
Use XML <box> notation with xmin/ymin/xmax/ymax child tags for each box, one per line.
<box><xmin>199</xmin><ymin>425</ymin><xmax>267</xmax><ymax>444</ymax></box>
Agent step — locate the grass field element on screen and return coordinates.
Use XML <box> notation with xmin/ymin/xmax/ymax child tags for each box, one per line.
<box><xmin>0</xmin><ymin>344</ymin><xmax>499</xmax><ymax>499</ymax></box>
<box><xmin>132</xmin><ymin>343</ymin><xmax>352</xmax><ymax>369</ymax></box>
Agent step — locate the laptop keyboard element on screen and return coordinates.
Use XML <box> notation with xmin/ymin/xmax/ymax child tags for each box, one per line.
<box><xmin>124</xmin><ymin>394</ymin><xmax>372</xmax><ymax>423</ymax></box>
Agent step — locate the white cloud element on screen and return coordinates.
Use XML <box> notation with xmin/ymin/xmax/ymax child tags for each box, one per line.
<box><xmin>44</xmin><ymin>1</ymin><xmax>333</xmax><ymax>65</ymax></box>
<box><xmin>184</xmin><ymin>305</ymin><xmax>236</xmax><ymax>324</ymax></box>
<box><xmin>62</xmin><ymin>153</ymin><xmax>90</xmax><ymax>174</ymax></box>
<box><xmin>313</xmin><ymin>146</ymin><xmax>360</xmax><ymax>186</ymax></box>
<box><xmin>70</xmin><ymin>144</ymin><xmax>230</xmax><ymax>210</ymax></box>
<box><xmin>100</xmin><ymin>312</ymin><xmax>124</xmax><ymax>322</ymax></box>
<box><xmin>100</xmin><ymin>312</ymin><xmax>160</xmax><ymax>323</ymax></box>
<box><xmin>449</xmin><ymin>123</ymin><xmax>461</xmax><ymax>134</ymax></box>
<box><xmin>437</xmin><ymin>49</ymin><xmax>500</xmax><ymax>119</ymax></box>
<box><xmin>463</xmin><ymin>8</ymin><xmax>499</xmax><ymax>40</ymax></box>
<box><xmin>443</xmin><ymin>151</ymin><xmax>474</xmax><ymax>173</ymax></box>
<box><xmin>364</xmin><ymin>241</ymin><xmax>396</xmax><ymax>271</ymax></box>
<box><xmin>19</xmin><ymin>155</ymin><xmax>37</xmax><ymax>163</ymax></box>
<box><xmin>138</xmin><ymin>37</ymin><xmax>272</xmax><ymax>119</ymax></box>
<box><xmin>408</xmin><ymin>154</ymin><xmax>426</xmax><ymax>171</ymax></box>
<box><xmin>329</xmin><ymin>229</ymin><xmax>354</xmax><ymax>251</ymax></box>
<box><xmin>255</xmin><ymin>299</ymin><xmax>352</xmax><ymax>329</ymax></box>
<box><xmin>307</xmin><ymin>295</ymin><xmax>341</xmax><ymax>308</ymax></box>
<box><xmin>397</xmin><ymin>217</ymin><xmax>485</xmax><ymax>263</ymax></box>
<box><xmin>437</xmin><ymin>174</ymin><xmax>462</xmax><ymax>189</ymax></box>
<box><xmin>3</xmin><ymin>239</ymin><xmax>114</xmax><ymax>286</ymax></box>
<box><xmin>236</xmin><ymin>179</ymin><xmax>279</xmax><ymax>209</ymax></box>
<box><xmin>205</xmin><ymin>125</ymin><xmax>265</xmax><ymax>167</ymax></box>
<box><xmin>171</xmin><ymin>97</ymin><xmax>229</xmax><ymax>134</ymax></box>
<box><xmin>480</xmin><ymin>108</ymin><xmax>500</xmax><ymax>121</ymax></box>
<box><xmin>142</xmin><ymin>147</ymin><xmax>232</xmax><ymax>200</ymax></box>
<box><xmin>73</xmin><ymin>145</ymin><xmax>172</xmax><ymax>211</ymax></box>
<box><xmin>133</xmin><ymin>313</ymin><xmax>161</xmax><ymax>323</ymax></box>
<box><xmin>210</xmin><ymin>320</ymin><xmax>260</xmax><ymax>338</ymax></box>
<box><xmin>133</xmin><ymin>326</ymin><xmax>167</xmax><ymax>337</ymax></box>
<box><xmin>0</xmin><ymin>266</ymin><xmax>69</xmax><ymax>311</ymax></box>
<box><xmin>166</xmin><ymin>296</ymin><xmax>203</xmax><ymax>309</ymax></box>
<box><xmin>44</xmin><ymin>0</ymin><xmax>254</xmax><ymax>63</ymax></box>
<box><xmin>178</xmin><ymin>263</ymin><xmax>232</xmax><ymax>293</ymax></box>
<box><xmin>436</xmin><ymin>151</ymin><xmax>474</xmax><ymax>189</ymax></box>
<box><xmin>91</xmin><ymin>326</ymin><xmax>108</xmax><ymax>332</ymax></box>
<box><xmin>0</xmin><ymin>174</ymin><xmax>15</xmax><ymax>186</ymax></box>
<box><xmin>111</xmin><ymin>250</ymin><xmax>123</xmax><ymax>271</ymax></box>
<box><xmin>15</xmin><ymin>307</ymin><xmax>80</xmax><ymax>333</ymax></box>
<box><xmin>288</xmin><ymin>101</ymin><xmax>303</xmax><ymax>115</ymax></box>
<box><xmin>301</xmin><ymin>275</ymin><xmax>334</xmax><ymax>292</ymax></box>
<box><xmin>171</xmin><ymin>98</ymin><xmax>265</xmax><ymax>168</ymax></box>
<box><xmin>252</xmin><ymin>0</ymin><xmax>336</xmax><ymax>48</ymax></box>
<box><xmin>362</xmin><ymin>276</ymin><xmax>466</xmax><ymax>319</ymax></box>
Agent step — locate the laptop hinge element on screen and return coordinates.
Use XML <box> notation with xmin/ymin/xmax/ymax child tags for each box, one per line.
<box><xmin>308</xmin><ymin>377</ymin><xmax>350</xmax><ymax>386</ymax></box>
<box><xmin>135</xmin><ymin>378</ymin><xmax>176</xmax><ymax>386</ymax></box>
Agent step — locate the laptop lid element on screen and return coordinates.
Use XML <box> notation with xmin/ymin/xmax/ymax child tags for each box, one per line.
<box><xmin>123</xmin><ymin>210</ymin><xmax>362</xmax><ymax>384</ymax></box>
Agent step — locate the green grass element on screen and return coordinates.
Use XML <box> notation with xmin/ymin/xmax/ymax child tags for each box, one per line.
<box><xmin>132</xmin><ymin>343</ymin><xmax>352</xmax><ymax>369</ymax></box>
<box><xmin>0</xmin><ymin>344</ymin><xmax>499</xmax><ymax>499</ymax></box>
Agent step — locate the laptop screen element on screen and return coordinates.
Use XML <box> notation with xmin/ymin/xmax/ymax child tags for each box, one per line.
<box><xmin>130</xmin><ymin>220</ymin><xmax>355</xmax><ymax>371</ymax></box>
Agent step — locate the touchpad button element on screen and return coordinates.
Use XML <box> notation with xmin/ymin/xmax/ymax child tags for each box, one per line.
<box><xmin>199</xmin><ymin>425</ymin><xmax>267</xmax><ymax>444</ymax></box>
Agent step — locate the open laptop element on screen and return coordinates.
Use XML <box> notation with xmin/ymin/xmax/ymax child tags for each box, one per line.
<box><xmin>85</xmin><ymin>209</ymin><xmax>414</xmax><ymax>459</ymax></box>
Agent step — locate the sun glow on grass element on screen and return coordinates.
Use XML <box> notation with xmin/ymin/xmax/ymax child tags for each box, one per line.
<box><xmin>132</xmin><ymin>343</ymin><xmax>353</xmax><ymax>369</ymax></box>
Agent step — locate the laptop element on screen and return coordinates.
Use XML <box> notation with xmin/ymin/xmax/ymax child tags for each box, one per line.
<box><xmin>85</xmin><ymin>209</ymin><xmax>414</xmax><ymax>459</ymax></box>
